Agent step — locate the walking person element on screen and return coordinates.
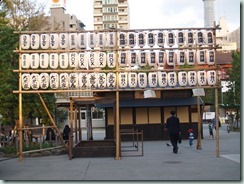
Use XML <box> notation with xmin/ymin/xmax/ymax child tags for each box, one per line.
<box><xmin>165</xmin><ymin>110</ymin><xmax>181</xmax><ymax>154</ymax></box>
<box><xmin>208</xmin><ymin>120</ymin><xmax>214</xmax><ymax>139</ymax></box>
<box><xmin>188</xmin><ymin>128</ymin><xmax>194</xmax><ymax>147</ymax></box>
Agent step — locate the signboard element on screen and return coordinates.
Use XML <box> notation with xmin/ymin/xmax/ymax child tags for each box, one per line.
<box><xmin>192</xmin><ymin>88</ymin><xmax>205</xmax><ymax>96</ymax></box>
<box><xmin>50</xmin><ymin>0</ymin><xmax>66</xmax><ymax>9</ymax></box>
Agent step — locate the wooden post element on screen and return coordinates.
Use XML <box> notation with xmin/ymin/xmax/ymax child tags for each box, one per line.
<box><xmin>215</xmin><ymin>88</ymin><xmax>219</xmax><ymax>157</ymax></box>
<box><xmin>196</xmin><ymin>96</ymin><xmax>202</xmax><ymax>150</ymax></box>
<box><xmin>69</xmin><ymin>98</ymin><xmax>73</xmax><ymax>160</ymax></box>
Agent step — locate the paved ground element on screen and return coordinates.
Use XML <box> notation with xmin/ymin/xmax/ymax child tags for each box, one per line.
<box><xmin>0</xmin><ymin>124</ymin><xmax>241</xmax><ymax>181</ymax></box>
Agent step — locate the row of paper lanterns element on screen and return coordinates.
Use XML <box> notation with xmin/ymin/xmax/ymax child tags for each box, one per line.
<box><xmin>20</xmin><ymin>30</ymin><xmax>214</xmax><ymax>50</ymax></box>
<box><xmin>22</xmin><ymin>70</ymin><xmax>216</xmax><ymax>90</ymax></box>
<box><xmin>21</xmin><ymin>50</ymin><xmax>215</xmax><ymax>69</ymax></box>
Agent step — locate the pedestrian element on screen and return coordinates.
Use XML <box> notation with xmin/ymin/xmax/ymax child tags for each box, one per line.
<box><xmin>62</xmin><ymin>124</ymin><xmax>70</xmax><ymax>143</ymax></box>
<box><xmin>208</xmin><ymin>120</ymin><xmax>214</xmax><ymax>139</ymax></box>
<box><xmin>188</xmin><ymin>128</ymin><xmax>194</xmax><ymax>147</ymax></box>
<box><xmin>165</xmin><ymin>110</ymin><xmax>181</xmax><ymax>154</ymax></box>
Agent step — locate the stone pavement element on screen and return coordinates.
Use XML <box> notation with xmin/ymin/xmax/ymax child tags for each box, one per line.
<box><xmin>0</xmin><ymin>124</ymin><xmax>240</xmax><ymax>181</ymax></box>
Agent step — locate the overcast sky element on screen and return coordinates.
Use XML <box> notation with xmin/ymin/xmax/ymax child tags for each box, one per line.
<box><xmin>42</xmin><ymin>0</ymin><xmax>240</xmax><ymax>32</ymax></box>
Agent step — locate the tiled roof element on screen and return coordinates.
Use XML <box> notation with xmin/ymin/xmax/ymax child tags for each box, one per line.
<box><xmin>216</xmin><ymin>52</ymin><xmax>233</xmax><ymax>65</ymax></box>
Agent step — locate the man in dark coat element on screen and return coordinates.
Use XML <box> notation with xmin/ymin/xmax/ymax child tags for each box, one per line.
<box><xmin>165</xmin><ymin>110</ymin><xmax>181</xmax><ymax>154</ymax></box>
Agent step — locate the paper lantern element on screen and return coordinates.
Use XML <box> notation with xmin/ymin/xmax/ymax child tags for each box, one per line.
<box><xmin>138</xmin><ymin>32</ymin><xmax>146</xmax><ymax>48</ymax></box>
<box><xmin>128</xmin><ymin>72</ymin><xmax>137</xmax><ymax>88</ymax></box>
<box><xmin>97</xmin><ymin>52</ymin><xmax>107</xmax><ymax>68</ymax></box>
<box><xmin>186</xmin><ymin>31</ymin><xmax>194</xmax><ymax>46</ymax></box>
<box><xmin>107</xmin><ymin>72</ymin><xmax>116</xmax><ymax>89</ymax></box>
<box><xmin>79</xmin><ymin>73</ymin><xmax>88</xmax><ymax>89</ymax></box>
<box><xmin>186</xmin><ymin>50</ymin><xmax>195</xmax><ymax>65</ymax></box>
<box><xmin>138</xmin><ymin>51</ymin><xmax>147</xmax><ymax>66</ymax></box>
<box><xmin>49</xmin><ymin>73</ymin><xmax>59</xmax><ymax>89</ymax></box>
<box><xmin>128</xmin><ymin>51</ymin><xmax>137</xmax><ymax>66</ymax></box>
<box><xmin>148</xmin><ymin>72</ymin><xmax>158</xmax><ymax>87</ymax></box>
<box><xmin>69</xmin><ymin>52</ymin><xmax>78</xmax><ymax>68</ymax></box>
<box><xmin>178</xmin><ymin>71</ymin><xmax>188</xmax><ymax>86</ymax></box>
<box><xmin>30</xmin><ymin>34</ymin><xmax>40</xmax><ymax>49</ymax></box>
<box><xmin>207</xmin><ymin>70</ymin><xmax>216</xmax><ymax>85</ymax></box>
<box><xmin>206</xmin><ymin>31</ymin><xmax>213</xmax><ymax>45</ymax></box>
<box><xmin>22</xmin><ymin>74</ymin><xmax>31</xmax><ymax>90</ymax></box>
<box><xmin>69</xmin><ymin>73</ymin><xmax>78</xmax><ymax>89</ymax></box>
<box><xmin>187</xmin><ymin>71</ymin><xmax>197</xmax><ymax>86</ymax></box>
<box><xmin>40</xmin><ymin>34</ymin><xmax>50</xmax><ymax>49</ymax></box>
<box><xmin>138</xmin><ymin>73</ymin><xmax>147</xmax><ymax>88</ymax></box>
<box><xmin>196</xmin><ymin>50</ymin><xmax>206</xmax><ymax>64</ymax></box>
<box><xmin>88</xmin><ymin>32</ymin><xmax>97</xmax><ymax>48</ymax></box>
<box><xmin>49</xmin><ymin>53</ymin><xmax>59</xmax><ymax>69</ymax></box>
<box><xmin>88</xmin><ymin>73</ymin><xmax>97</xmax><ymax>89</ymax></box>
<box><xmin>39</xmin><ymin>73</ymin><xmax>49</xmax><ymax>89</ymax></box>
<box><xmin>88</xmin><ymin>52</ymin><xmax>97</xmax><ymax>68</ymax></box>
<box><xmin>21</xmin><ymin>34</ymin><xmax>30</xmax><ymax>49</ymax></box>
<box><xmin>177</xmin><ymin>51</ymin><xmax>186</xmax><ymax>65</ymax></box>
<box><xmin>59</xmin><ymin>33</ymin><xmax>69</xmax><ymax>49</ymax></box>
<box><xmin>176</xmin><ymin>31</ymin><xmax>185</xmax><ymax>46</ymax></box>
<box><xmin>30</xmin><ymin>73</ymin><xmax>40</xmax><ymax>90</ymax></box>
<box><xmin>59</xmin><ymin>53</ymin><xmax>69</xmax><ymax>69</ymax></box>
<box><xmin>157</xmin><ymin>51</ymin><xmax>165</xmax><ymax>66</ymax></box>
<box><xmin>206</xmin><ymin>50</ymin><xmax>215</xmax><ymax>65</ymax></box>
<box><xmin>39</xmin><ymin>53</ymin><xmax>49</xmax><ymax>69</ymax></box>
<box><xmin>196</xmin><ymin>31</ymin><xmax>204</xmax><ymax>45</ymax></box>
<box><xmin>147</xmin><ymin>31</ymin><xmax>156</xmax><ymax>47</ymax></box>
<box><xmin>119</xmin><ymin>72</ymin><xmax>128</xmax><ymax>88</ymax></box>
<box><xmin>107</xmin><ymin>52</ymin><xmax>116</xmax><ymax>68</ymax></box>
<box><xmin>97</xmin><ymin>32</ymin><xmax>105</xmax><ymax>47</ymax></box>
<box><xmin>60</xmin><ymin>73</ymin><xmax>69</xmax><ymax>89</ymax></box>
<box><xmin>119</xmin><ymin>51</ymin><xmax>127</xmax><ymax>66</ymax></box>
<box><xmin>148</xmin><ymin>51</ymin><xmax>157</xmax><ymax>66</ymax></box>
<box><xmin>106</xmin><ymin>32</ymin><xmax>116</xmax><ymax>47</ymax></box>
<box><xmin>97</xmin><ymin>73</ymin><xmax>107</xmax><ymax>89</ymax></box>
<box><xmin>21</xmin><ymin>54</ymin><xmax>30</xmax><ymax>69</ymax></box>
<box><xmin>167</xmin><ymin>51</ymin><xmax>176</xmax><ymax>66</ymax></box>
<box><xmin>78</xmin><ymin>33</ymin><xmax>87</xmax><ymax>49</ymax></box>
<box><xmin>119</xmin><ymin>32</ymin><xmax>127</xmax><ymax>47</ymax></box>
<box><xmin>78</xmin><ymin>52</ymin><xmax>88</xmax><ymax>69</ymax></box>
<box><xmin>158</xmin><ymin>72</ymin><xmax>167</xmax><ymax>87</ymax></box>
<box><xmin>30</xmin><ymin>53</ymin><xmax>39</xmax><ymax>69</ymax></box>
<box><xmin>197</xmin><ymin>71</ymin><xmax>207</xmax><ymax>86</ymax></box>
<box><xmin>127</xmin><ymin>32</ymin><xmax>136</xmax><ymax>48</ymax></box>
<box><xmin>50</xmin><ymin>33</ymin><xmax>59</xmax><ymax>49</ymax></box>
<box><xmin>157</xmin><ymin>31</ymin><xmax>165</xmax><ymax>47</ymax></box>
<box><xmin>166</xmin><ymin>31</ymin><xmax>175</xmax><ymax>47</ymax></box>
<box><xmin>167</xmin><ymin>72</ymin><xmax>177</xmax><ymax>87</ymax></box>
<box><xmin>69</xmin><ymin>33</ymin><xmax>77</xmax><ymax>49</ymax></box>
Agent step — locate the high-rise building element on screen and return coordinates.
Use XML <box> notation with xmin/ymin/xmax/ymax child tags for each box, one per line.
<box><xmin>202</xmin><ymin>0</ymin><xmax>216</xmax><ymax>27</ymax></box>
<box><xmin>93</xmin><ymin>0</ymin><xmax>130</xmax><ymax>30</ymax></box>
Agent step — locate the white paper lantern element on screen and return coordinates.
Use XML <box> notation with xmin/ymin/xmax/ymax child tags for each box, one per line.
<box><xmin>167</xmin><ymin>51</ymin><xmax>176</xmax><ymax>66</ymax></box>
<box><xmin>205</xmin><ymin>31</ymin><xmax>213</xmax><ymax>45</ymax></box>
<box><xmin>49</xmin><ymin>73</ymin><xmax>59</xmax><ymax>89</ymax></box>
<box><xmin>167</xmin><ymin>72</ymin><xmax>177</xmax><ymax>87</ymax></box>
<box><xmin>196</xmin><ymin>31</ymin><xmax>204</xmax><ymax>45</ymax></box>
<box><xmin>197</xmin><ymin>50</ymin><xmax>206</xmax><ymax>64</ymax></box>
<box><xmin>21</xmin><ymin>34</ymin><xmax>30</xmax><ymax>49</ymax></box>
<box><xmin>60</xmin><ymin>73</ymin><xmax>69</xmax><ymax>89</ymax></box>
<box><xmin>138</xmin><ymin>73</ymin><xmax>147</xmax><ymax>88</ymax></box>
<box><xmin>178</xmin><ymin>71</ymin><xmax>188</xmax><ymax>86</ymax></box>
<box><xmin>127</xmin><ymin>32</ymin><xmax>136</xmax><ymax>48</ymax></box>
<box><xmin>21</xmin><ymin>54</ymin><xmax>30</xmax><ymax>69</ymax></box>
<box><xmin>138</xmin><ymin>51</ymin><xmax>147</xmax><ymax>66</ymax></box>
<box><xmin>107</xmin><ymin>72</ymin><xmax>116</xmax><ymax>89</ymax></box>
<box><xmin>177</xmin><ymin>51</ymin><xmax>186</xmax><ymax>65</ymax></box>
<box><xmin>39</xmin><ymin>53</ymin><xmax>49</xmax><ymax>69</ymax></box>
<box><xmin>148</xmin><ymin>72</ymin><xmax>158</xmax><ymax>87</ymax></box>
<box><xmin>69</xmin><ymin>73</ymin><xmax>78</xmax><ymax>89</ymax></box>
<box><xmin>206</xmin><ymin>50</ymin><xmax>215</xmax><ymax>65</ymax></box>
<box><xmin>186</xmin><ymin>31</ymin><xmax>194</xmax><ymax>46</ymax></box>
<box><xmin>138</xmin><ymin>32</ymin><xmax>146</xmax><ymax>48</ymax></box>
<box><xmin>128</xmin><ymin>51</ymin><xmax>137</xmax><ymax>66</ymax></box>
<box><xmin>166</xmin><ymin>31</ymin><xmax>175</xmax><ymax>47</ymax></box>
<box><xmin>97</xmin><ymin>52</ymin><xmax>107</xmax><ymax>68</ymax></box>
<box><xmin>186</xmin><ymin>50</ymin><xmax>195</xmax><ymax>65</ymax></box>
<box><xmin>118</xmin><ymin>32</ymin><xmax>127</xmax><ymax>47</ymax></box>
<box><xmin>40</xmin><ymin>34</ymin><xmax>50</xmax><ymax>49</ymax></box>
<box><xmin>158</xmin><ymin>72</ymin><xmax>167</xmax><ymax>87</ymax></box>
<box><xmin>97</xmin><ymin>32</ymin><xmax>105</xmax><ymax>47</ymax></box>
<box><xmin>107</xmin><ymin>52</ymin><xmax>116</xmax><ymax>68</ymax></box>
<box><xmin>106</xmin><ymin>32</ymin><xmax>116</xmax><ymax>47</ymax></box>
<box><xmin>50</xmin><ymin>33</ymin><xmax>59</xmax><ymax>49</ymax></box>
<box><xmin>59</xmin><ymin>53</ymin><xmax>69</xmax><ymax>69</ymax></box>
<box><xmin>88</xmin><ymin>73</ymin><xmax>97</xmax><ymax>89</ymax></box>
<box><xmin>147</xmin><ymin>31</ymin><xmax>156</xmax><ymax>47</ymax></box>
<box><xmin>128</xmin><ymin>72</ymin><xmax>137</xmax><ymax>88</ymax></box>
<box><xmin>22</xmin><ymin>74</ymin><xmax>31</xmax><ymax>90</ymax></box>
<box><xmin>88</xmin><ymin>52</ymin><xmax>97</xmax><ymax>68</ymax></box>
<box><xmin>30</xmin><ymin>73</ymin><xmax>40</xmax><ymax>90</ymax></box>
<box><xmin>69</xmin><ymin>52</ymin><xmax>78</xmax><ymax>68</ymax></box>
<box><xmin>207</xmin><ymin>70</ymin><xmax>216</xmax><ymax>85</ymax></box>
<box><xmin>187</xmin><ymin>71</ymin><xmax>197</xmax><ymax>86</ymax></box>
<box><xmin>148</xmin><ymin>51</ymin><xmax>157</xmax><ymax>66</ymax></box>
<box><xmin>30</xmin><ymin>53</ymin><xmax>39</xmax><ymax>69</ymax></box>
<box><xmin>79</xmin><ymin>73</ymin><xmax>88</xmax><ymax>89</ymax></box>
<box><xmin>176</xmin><ymin>31</ymin><xmax>185</xmax><ymax>46</ymax></box>
<box><xmin>39</xmin><ymin>73</ymin><xmax>49</xmax><ymax>89</ymax></box>
<box><xmin>78</xmin><ymin>33</ymin><xmax>87</xmax><ymax>49</ymax></box>
<box><xmin>69</xmin><ymin>33</ymin><xmax>78</xmax><ymax>49</ymax></box>
<box><xmin>157</xmin><ymin>51</ymin><xmax>165</xmax><ymax>66</ymax></box>
<box><xmin>30</xmin><ymin>34</ymin><xmax>40</xmax><ymax>49</ymax></box>
<box><xmin>119</xmin><ymin>72</ymin><xmax>128</xmax><ymax>88</ymax></box>
<box><xmin>49</xmin><ymin>53</ymin><xmax>59</xmax><ymax>69</ymax></box>
<box><xmin>88</xmin><ymin>32</ymin><xmax>97</xmax><ymax>48</ymax></box>
<box><xmin>197</xmin><ymin>71</ymin><xmax>207</xmax><ymax>86</ymax></box>
<box><xmin>78</xmin><ymin>52</ymin><xmax>88</xmax><ymax>69</ymax></box>
<box><xmin>59</xmin><ymin>33</ymin><xmax>69</xmax><ymax>49</ymax></box>
<box><xmin>119</xmin><ymin>51</ymin><xmax>127</xmax><ymax>67</ymax></box>
<box><xmin>157</xmin><ymin>31</ymin><xmax>165</xmax><ymax>47</ymax></box>
<box><xmin>97</xmin><ymin>73</ymin><xmax>107</xmax><ymax>89</ymax></box>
